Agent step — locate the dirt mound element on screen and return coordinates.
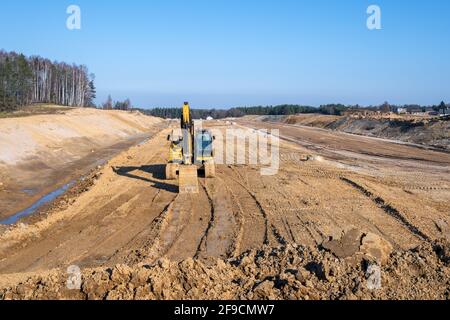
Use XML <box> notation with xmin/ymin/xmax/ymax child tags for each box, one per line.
<box><xmin>322</xmin><ymin>229</ymin><xmax>393</xmax><ymax>265</ymax></box>
<box><xmin>256</xmin><ymin>114</ymin><xmax>450</xmax><ymax>150</ymax></box>
<box><xmin>1</xmin><ymin>239</ymin><xmax>448</xmax><ymax>300</ymax></box>
<box><xmin>328</xmin><ymin>117</ymin><xmax>450</xmax><ymax>149</ymax></box>
<box><xmin>0</xmin><ymin>107</ymin><xmax>163</xmax><ymax>221</ymax></box>
<box><xmin>0</xmin><ymin>107</ymin><xmax>161</xmax><ymax>166</ymax></box>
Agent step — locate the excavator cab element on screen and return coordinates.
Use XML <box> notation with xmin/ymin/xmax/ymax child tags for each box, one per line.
<box><xmin>194</xmin><ymin>130</ymin><xmax>214</xmax><ymax>163</ymax></box>
<box><xmin>194</xmin><ymin>130</ymin><xmax>215</xmax><ymax>178</ymax></box>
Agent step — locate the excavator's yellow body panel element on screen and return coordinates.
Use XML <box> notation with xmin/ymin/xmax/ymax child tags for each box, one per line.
<box><xmin>182</xmin><ymin>104</ymin><xmax>191</xmax><ymax>124</ymax></box>
<box><xmin>168</xmin><ymin>143</ymin><xmax>183</xmax><ymax>163</ymax></box>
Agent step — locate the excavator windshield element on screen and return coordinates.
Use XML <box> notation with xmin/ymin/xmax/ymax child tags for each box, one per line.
<box><xmin>194</xmin><ymin>131</ymin><xmax>213</xmax><ymax>162</ymax></box>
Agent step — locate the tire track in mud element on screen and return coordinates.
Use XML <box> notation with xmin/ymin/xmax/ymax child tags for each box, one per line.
<box><xmin>72</xmin><ymin>189</ymin><xmax>167</xmax><ymax>266</ymax></box>
<box><xmin>152</xmin><ymin>194</ymin><xmax>194</xmax><ymax>261</ymax></box>
<box><xmin>74</xmin><ymin>190</ymin><xmax>142</xmax><ymax>226</ymax></box>
<box><xmin>81</xmin><ymin>188</ymin><xmax>176</xmax><ymax>266</ymax></box>
<box><xmin>51</xmin><ymin>191</ymin><xmax>150</xmax><ymax>266</ymax></box>
<box><xmin>222</xmin><ymin>183</ymin><xmax>245</xmax><ymax>256</ymax></box>
<box><xmin>224</xmin><ymin>170</ymin><xmax>269</xmax><ymax>246</ymax></box>
<box><xmin>269</xmin><ymin>173</ymin><xmax>400</xmax><ymax>247</ymax></box>
<box><xmin>116</xmin><ymin>194</ymin><xmax>192</xmax><ymax>265</ymax></box>
<box><xmin>0</xmin><ymin>187</ymin><xmax>147</xmax><ymax>273</ymax></box>
<box><xmin>295</xmin><ymin>212</ymin><xmax>325</xmax><ymax>245</ymax></box>
<box><xmin>219</xmin><ymin>127</ymin><xmax>288</xmax><ymax>247</ymax></box>
<box><xmin>194</xmin><ymin>183</ymin><xmax>216</xmax><ymax>258</ymax></box>
<box><xmin>294</xmin><ymin>176</ymin><xmax>403</xmax><ymax>248</ymax></box>
<box><xmin>165</xmin><ymin>182</ymin><xmax>211</xmax><ymax>261</ymax></box>
<box><xmin>341</xmin><ymin>177</ymin><xmax>431</xmax><ymax>242</ymax></box>
<box><xmin>73</xmin><ymin>152</ymin><xmax>181</xmax><ymax>265</ymax></box>
<box><xmin>217</xmin><ymin>171</ymin><xmax>267</xmax><ymax>250</ymax></box>
<box><xmin>228</xmin><ymin>166</ymin><xmax>288</xmax><ymax>246</ymax></box>
<box><xmin>194</xmin><ymin>180</ymin><xmax>238</xmax><ymax>260</ymax></box>
<box><xmin>221</xmin><ymin>166</ymin><xmax>288</xmax><ymax>249</ymax></box>
<box><xmin>282</xmin><ymin>217</ymin><xmax>297</xmax><ymax>243</ymax></box>
<box><xmin>271</xmin><ymin>185</ymin><xmax>328</xmax><ymax>245</ymax></box>
<box><xmin>84</xmin><ymin>148</ymin><xmax>183</xmax><ymax>265</ymax></box>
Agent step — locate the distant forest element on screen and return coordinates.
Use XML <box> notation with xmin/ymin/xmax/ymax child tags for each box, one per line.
<box><xmin>140</xmin><ymin>102</ymin><xmax>448</xmax><ymax>119</ymax></box>
<box><xmin>0</xmin><ymin>50</ymin><xmax>96</xmax><ymax>112</ymax></box>
<box><xmin>141</xmin><ymin>105</ymin><xmax>318</xmax><ymax>119</ymax></box>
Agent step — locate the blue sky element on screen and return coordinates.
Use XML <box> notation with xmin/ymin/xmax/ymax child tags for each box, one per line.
<box><xmin>0</xmin><ymin>0</ymin><xmax>449</xmax><ymax>108</ymax></box>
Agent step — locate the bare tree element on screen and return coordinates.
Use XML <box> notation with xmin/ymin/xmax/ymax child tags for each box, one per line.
<box><xmin>103</xmin><ymin>95</ymin><xmax>113</xmax><ymax>110</ymax></box>
<box><xmin>0</xmin><ymin>50</ymin><xmax>96</xmax><ymax>110</ymax></box>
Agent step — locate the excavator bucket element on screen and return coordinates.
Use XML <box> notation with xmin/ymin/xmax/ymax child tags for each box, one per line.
<box><xmin>178</xmin><ymin>165</ymin><xmax>199</xmax><ymax>194</ymax></box>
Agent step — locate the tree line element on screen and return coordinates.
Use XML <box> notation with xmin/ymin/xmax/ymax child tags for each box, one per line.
<box><xmin>141</xmin><ymin>102</ymin><xmax>449</xmax><ymax>119</ymax></box>
<box><xmin>140</xmin><ymin>104</ymin><xmax>370</xmax><ymax>119</ymax></box>
<box><xmin>141</xmin><ymin>105</ymin><xmax>318</xmax><ymax>119</ymax></box>
<box><xmin>101</xmin><ymin>94</ymin><xmax>133</xmax><ymax>111</ymax></box>
<box><xmin>0</xmin><ymin>50</ymin><xmax>96</xmax><ymax>112</ymax></box>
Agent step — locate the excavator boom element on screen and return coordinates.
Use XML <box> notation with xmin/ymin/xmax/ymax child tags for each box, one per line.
<box><xmin>178</xmin><ymin>102</ymin><xmax>198</xmax><ymax>193</ymax></box>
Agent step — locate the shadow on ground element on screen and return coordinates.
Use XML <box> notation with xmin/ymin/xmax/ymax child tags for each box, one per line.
<box><xmin>112</xmin><ymin>164</ymin><xmax>178</xmax><ymax>193</ymax></box>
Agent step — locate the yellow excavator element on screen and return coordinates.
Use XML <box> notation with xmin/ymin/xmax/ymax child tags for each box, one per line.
<box><xmin>166</xmin><ymin>102</ymin><xmax>215</xmax><ymax>193</ymax></box>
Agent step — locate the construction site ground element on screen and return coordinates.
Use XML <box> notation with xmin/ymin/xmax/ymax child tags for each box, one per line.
<box><xmin>0</xmin><ymin>116</ymin><xmax>449</xmax><ymax>300</ymax></box>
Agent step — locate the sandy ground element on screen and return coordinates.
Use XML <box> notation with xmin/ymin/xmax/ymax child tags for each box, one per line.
<box><xmin>0</xmin><ymin>117</ymin><xmax>449</xmax><ymax>299</ymax></box>
<box><xmin>255</xmin><ymin>113</ymin><xmax>450</xmax><ymax>150</ymax></box>
<box><xmin>0</xmin><ymin>108</ymin><xmax>163</xmax><ymax>220</ymax></box>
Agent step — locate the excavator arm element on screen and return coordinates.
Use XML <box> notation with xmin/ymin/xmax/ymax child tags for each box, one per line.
<box><xmin>178</xmin><ymin>102</ymin><xmax>199</xmax><ymax>193</ymax></box>
<box><xmin>181</xmin><ymin>102</ymin><xmax>194</xmax><ymax>165</ymax></box>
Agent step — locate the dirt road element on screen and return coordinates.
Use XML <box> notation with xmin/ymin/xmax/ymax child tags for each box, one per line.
<box><xmin>0</xmin><ymin>118</ymin><xmax>449</xmax><ymax>278</ymax></box>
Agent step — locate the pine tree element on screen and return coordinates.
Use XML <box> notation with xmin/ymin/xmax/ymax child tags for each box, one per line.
<box><xmin>124</xmin><ymin>98</ymin><xmax>131</xmax><ymax>110</ymax></box>
<box><xmin>439</xmin><ymin>101</ymin><xmax>447</xmax><ymax>115</ymax></box>
<box><xmin>103</xmin><ymin>95</ymin><xmax>113</xmax><ymax>110</ymax></box>
<box><xmin>85</xmin><ymin>76</ymin><xmax>97</xmax><ymax>107</ymax></box>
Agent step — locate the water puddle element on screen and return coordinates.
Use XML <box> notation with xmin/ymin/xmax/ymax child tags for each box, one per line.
<box><xmin>0</xmin><ymin>181</ymin><xmax>75</xmax><ymax>225</ymax></box>
<box><xmin>137</xmin><ymin>138</ymin><xmax>150</xmax><ymax>146</ymax></box>
<box><xmin>0</xmin><ymin>132</ymin><xmax>156</xmax><ymax>226</ymax></box>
